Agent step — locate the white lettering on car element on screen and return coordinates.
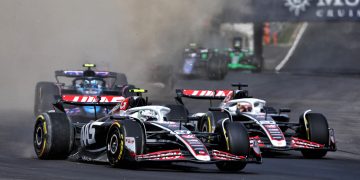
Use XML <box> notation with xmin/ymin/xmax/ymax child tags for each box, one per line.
<box><xmin>80</xmin><ymin>122</ymin><xmax>104</xmax><ymax>147</ymax></box>
<box><xmin>62</xmin><ymin>95</ymin><xmax>124</xmax><ymax>103</ymax></box>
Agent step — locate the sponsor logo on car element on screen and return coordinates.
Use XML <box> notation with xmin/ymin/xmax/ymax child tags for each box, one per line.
<box><xmin>182</xmin><ymin>90</ymin><xmax>233</xmax><ymax>97</ymax></box>
<box><xmin>62</xmin><ymin>95</ymin><xmax>125</xmax><ymax>103</ymax></box>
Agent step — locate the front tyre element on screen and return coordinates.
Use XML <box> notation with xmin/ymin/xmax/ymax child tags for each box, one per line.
<box><xmin>33</xmin><ymin>112</ymin><xmax>73</xmax><ymax>159</ymax></box>
<box><xmin>216</xmin><ymin>122</ymin><xmax>249</xmax><ymax>171</ymax></box>
<box><xmin>107</xmin><ymin>123</ymin><xmax>125</xmax><ymax>167</ymax></box>
<box><xmin>299</xmin><ymin>112</ymin><xmax>329</xmax><ymax>158</ymax></box>
<box><xmin>106</xmin><ymin>120</ymin><xmax>145</xmax><ymax>167</ymax></box>
<box><xmin>121</xmin><ymin>84</ymin><xmax>137</xmax><ymax>97</ymax></box>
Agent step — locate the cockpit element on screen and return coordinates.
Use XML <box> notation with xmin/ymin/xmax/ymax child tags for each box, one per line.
<box><xmin>126</xmin><ymin>106</ymin><xmax>171</xmax><ymax>122</ymax></box>
<box><xmin>227</xmin><ymin>98</ymin><xmax>266</xmax><ymax>115</ymax></box>
<box><xmin>73</xmin><ymin>78</ymin><xmax>105</xmax><ymax>95</ymax></box>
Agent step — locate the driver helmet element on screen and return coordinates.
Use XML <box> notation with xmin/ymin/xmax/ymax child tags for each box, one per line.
<box><xmin>185</xmin><ymin>43</ymin><xmax>198</xmax><ymax>54</ymax></box>
<box><xmin>188</xmin><ymin>43</ymin><xmax>202</xmax><ymax>52</ymax></box>
<box><xmin>83</xmin><ymin>79</ymin><xmax>101</xmax><ymax>89</ymax></box>
<box><xmin>236</xmin><ymin>102</ymin><xmax>252</xmax><ymax>112</ymax></box>
<box><xmin>233</xmin><ymin>37</ymin><xmax>242</xmax><ymax>51</ymax></box>
<box><xmin>189</xmin><ymin>43</ymin><xmax>197</xmax><ymax>49</ymax></box>
<box><xmin>139</xmin><ymin>110</ymin><xmax>157</xmax><ymax>121</ymax></box>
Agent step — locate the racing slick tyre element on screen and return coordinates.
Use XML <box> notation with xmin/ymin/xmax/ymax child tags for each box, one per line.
<box><xmin>34</xmin><ymin>82</ymin><xmax>59</xmax><ymax>116</ymax></box>
<box><xmin>199</xmin><ymin>111</ymin><xmax>228</xmax><ymax>133</ymax></box>
<box><xmin>150</xmin><ymin>65</ymin><xmax>175</xmax><ymax>91</ymax></box>
<box><xmin>251</xmin><ymin>63</ymin><xmax>262</xmax><ymax>73</ymax></box>
<box><xmin>107</xmin><ymin>120</ymin><xmax>145</xmax><ymax>167</ymax></box>
<box><xmin>33</xmin><ymin>112</ymin><xmax>74</xmax><ymax>160</ymax></box>
<box><xmin>244</xmin><ymin>55</ymin><xmax>261</xmax><ymax>73</ymax></box>
<box><xmin>218</xmin><ymin>54</ymin><xmax>229</xmax><ymax>79</ymax></box>
<box><xmin>120</xmin><ymin>84</ymin><xmax>137</xmax><ymax>97</ymax></box>
<box><xmin>163</xmin><ymin>66</ymin><xmax>175</xmax><ymax>91</ymax></box>
<box><xmin>215</xmin><ymin>122</ymin><xmax>249</xmax><ymax>171</ymax></box>
<box><xmin>207</xmin><ymin>56</ymin><xmax>227</xmax><ymax>80</ymax></box>
<box><xmin>115</xmin><ymin>73</ymin><xmax>128</xmax><ymax>87</ymax></box>
<box><xmin>299</xmin><ymin>113</ymin><xmax>329</xmax><ymax>158</ymax></box>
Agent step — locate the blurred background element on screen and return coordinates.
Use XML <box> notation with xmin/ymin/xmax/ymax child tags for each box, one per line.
<box><xmin>0</xmin><ymin>0</ymin><xmax>229</xmax><ymax>110</ymax></box>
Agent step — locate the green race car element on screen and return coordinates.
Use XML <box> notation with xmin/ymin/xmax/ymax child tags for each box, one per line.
<box><xmin>227</xmin><ymin>48</ymin><xmax>259</xmax><ymax>70</ymax></box>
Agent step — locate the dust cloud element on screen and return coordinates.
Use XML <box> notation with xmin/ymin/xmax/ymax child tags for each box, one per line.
<box><xmin>0</xmin><ymin>0</ymin><xmax>233</xmax><ymax>111</ymax></box>
<box><xmin>0</xmin><ymin>0</ymin><xmax>238</xmax><ymax>159</ymax></box>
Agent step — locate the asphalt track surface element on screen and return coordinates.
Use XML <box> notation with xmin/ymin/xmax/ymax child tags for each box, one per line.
<box><xmin>283</xmin><ymin>22</ymin><xmax>360</xmax><ymax>75</ymax></box>
<box><xmin>1</xmin><ymin>23</ymin><xmax>360</xmax><ymax>179</ymax></box>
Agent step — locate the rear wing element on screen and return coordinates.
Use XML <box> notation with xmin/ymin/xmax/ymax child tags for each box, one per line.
<box><xmin>175</xmin><ymin>85</ymin><xmax>251</xmax><ymax>106</ymax></box>
<box><xmin>60</xmin><ymin>94</ymin><xmax>124</xmax><ymax>106</ymax></box>
<box><xmin>53</xmin><ymin>94</ymin><xmax>125</xmax><ymax>119</ymax></box>
<box><xmin>176</xmin><ymin>89</ymin><xmax>233</xmax><ymax>100</ymax></box>
<box><xmin>55</xmin><ymin>70</ymin><xmax>118</xmax><ymax>78</ymax></box>
<box><xmin>58</xmin><ymin>87</ymin><xmax>148</xmax><ymax>107</ymax></box>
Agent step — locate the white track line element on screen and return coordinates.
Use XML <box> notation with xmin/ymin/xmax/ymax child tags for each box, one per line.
<box><xmin>275</xmin><ymin>22</ymin><xmax>309</xmax><ymax>72</ymax></box>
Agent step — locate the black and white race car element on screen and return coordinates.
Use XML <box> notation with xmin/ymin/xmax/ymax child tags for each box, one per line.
<box><xmin>33</xmin><ymin>90</ymin><xmax>261</xmax><ymax>171</ymax></box>
<box><xmin>176</xmin><ymin>83</ymin><xmax>337</xmax><ymax>158</ymax></box>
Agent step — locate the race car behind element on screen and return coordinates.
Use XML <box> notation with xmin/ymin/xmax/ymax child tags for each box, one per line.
<box><xmin>181</xmin><ymin>43</ymin><xmax>228</xmax><ymax>80</ymax></box>
<box><xmin>226</xmin><ymin>37</ymin><xmax>260</xmax><ymax>71</ymax></box>
<box><xmin>34</xmin><ymin>64</ymin><xmax>137</xmax><ymax>117</ymax></box>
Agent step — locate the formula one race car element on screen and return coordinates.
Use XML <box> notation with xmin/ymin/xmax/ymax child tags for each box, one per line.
<box><xmin>34</xmin><ymin>64</ymin><xmax>137</xmax><ymax>117</ymax></box>
<box><xmin>226</xmin><ymin>37</ymin><xmax>259</xmax><ymax>71</ymax></box>
<box><xmin>33</xmin><ymin>90</ymin><xmax>261</xmax><ymax>171</ymax></box>
<box><xmin>181</xmin><ymin>43</ymin><xmax>228</xmax><ymax>80</ymax></box>
<box><xmin>175</xmin><ymin>83</ymin><xmax>336</xmax><ymax>158</ymax></box>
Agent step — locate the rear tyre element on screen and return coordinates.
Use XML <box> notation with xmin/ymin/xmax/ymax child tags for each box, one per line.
<box><xmin>199</xmin><ymin>111</ymin><xmax>227</xmax><ymax>133</ymax></box>
<box><xmin>34</xmin><ymin>82</ymin><xmax>59</xmax><ymax>116</ymax></box>
<box><xmin>220</xmin><ymin>55</ymin><xmax>229</xmax><ymax>78</ymax></box>
<box><xmin>215</xmin><ymin>122</ymin><xmax>249</xmax><ymax>171</ymax></box>
<box><xmin>164</xmin><ymin>66</ymin><xmax>175</xmax><ymax>91</ymax></box>
<box><xmin>115</xmin><ymin>73</ymin><xmax>128</xmax><ymax>87</ymax></box>
<box><xmin>107</xmin><ymin>120</ymin><xmax>145</xmax><ymax>167</ymax></box>
<box><xmin>121</xmin><ymin>84</ymin><xmax>137</xmax><ymax>97</ymax></box>
<box><xmin>299</xmin><ymin>113</ymin><xmax>329</xmax><ymax>158</ymax></box>
<box><xmin>150</xmin><ymin>65</ymin><xmax>175</xmax><ymax>91</ymax></box>
<box><xmin>33</xmin><ymin>112</ymin><xmax>73</xmax><ymax>159</ymax></box>
<box><xmin>207</xmin><ymin>56</ymin><xmax>227</xmax><ymax>80</ymax></box>
<box><xmin>251</xmin><ymin>56</ymin><xmax>263</xmax><ymax>73</ymax></box>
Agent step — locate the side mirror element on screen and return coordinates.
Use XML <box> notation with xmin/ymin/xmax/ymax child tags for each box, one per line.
<box><xmin>279</xmin><ymin>108</ymin><xmax>291</xmax><ymax>114</ymax></box>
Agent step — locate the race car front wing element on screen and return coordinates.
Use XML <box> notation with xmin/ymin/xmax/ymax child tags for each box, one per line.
<box><xmin>250</xmin><ymin>128</ymin><xmax>336</xmax><ymax>151</ymax></box>
<box><xmin>135</xmin><ymin>148</ymin><xmax>261</xmax><ymax>164</ymax></box>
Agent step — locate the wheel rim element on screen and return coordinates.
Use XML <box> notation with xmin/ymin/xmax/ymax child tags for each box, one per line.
<box><xmin>109</xmin><ymin>134</ymin><xmax>118</xmax><ymax>154</ymax></box>
<box><xmin>35</xmin><ymin>125</ymin><xmax>43</xmax><ymax>147</ymax></box>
